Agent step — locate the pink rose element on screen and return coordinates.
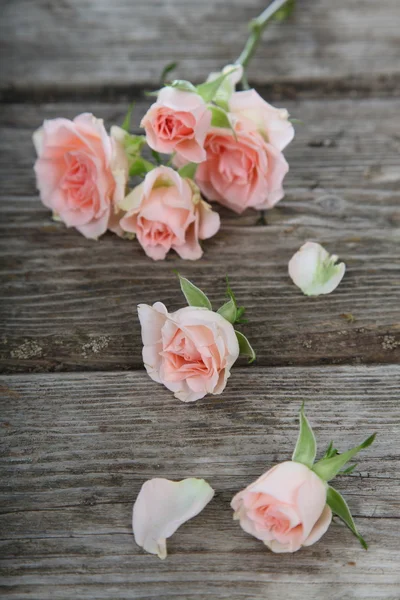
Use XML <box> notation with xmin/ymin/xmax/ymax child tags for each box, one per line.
<box><xmin>33</xmin><ymin>115</ymin><xmax>128</xmax><ymax>239</ymax></box>
<box><xmin>193</xmin><ymin>121</ymin><xmax>289</xmax><ymax>213</ymax></box>
<box><xmin>229</xmin><ymin>89</ymin><xmax>294</xmax><ymax>151</ymax></box>
<box><xmin>231</xmin><ymin>461</ymin><xmax>332</xmax><ymax>553</ymax></box>
<box><xmin>119</xmin><ymin>166</ymin><xmax>220</xmax><ymax>261</ymax></box>
<box><xmin>141</xmin><ymin>87</ymin><xmax>211</xmax><ymax>163</ymax></box>
<box><xmin>138</xmin><ymin>302</ymin><xmax>239</xmax><ymax>402</ymax></box>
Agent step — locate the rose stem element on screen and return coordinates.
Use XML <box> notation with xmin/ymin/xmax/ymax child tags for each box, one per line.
<box><xmin>235</xmin><ymin>0</ymin><xmax>292</xmax><ymax>77</ymax></box>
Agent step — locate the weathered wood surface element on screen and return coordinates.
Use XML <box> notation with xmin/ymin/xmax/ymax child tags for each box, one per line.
<box><xmin>1</xmin><ymin>0</ymin><xmax>400</xmax><ymax>96</ymax></box>
<box><xmin>0</xmin><ymin>366</ymin><xmax>399</xmax><ymax>599</ymax></box>
<box><xmin>1</xmin><ymin>98</ymin><xmax>399</xmax><ymax>373</ymax></box>
<box><xmin>1</xmin><ymin>0</ymin><xmax>399</xmax><ymax>597</ymax></box>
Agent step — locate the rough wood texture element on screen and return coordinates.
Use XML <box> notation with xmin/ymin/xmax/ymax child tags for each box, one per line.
<box><xmin>1</xmin><ymin>0</ymin><xmax>400</xmax><ymax>96</ymax></box>
<box><xmin>0</xmin><ymin>367</ymin><xmax>399</xmax><ymax>599</ymax></box>
<box><xmin>1</xmin><ymin>98</ymin><xmax>399</xmax><ymax>373</ymax></box>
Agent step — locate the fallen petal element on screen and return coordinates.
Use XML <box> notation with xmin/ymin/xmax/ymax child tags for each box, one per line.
<box><xmin>133</xmin><ymin>477</ymin><xmax>214</xmax><ymax>559</ymax></box>
<box><xmin>288</xmin><ymin>242</ymin><xmax>346</xmax><ymax>296</ymax></box>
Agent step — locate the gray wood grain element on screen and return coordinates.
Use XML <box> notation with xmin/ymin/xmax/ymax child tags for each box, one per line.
<box><xmin>1</xmin><ymin>0</ymin><xmax>399</xmax><ymax>96</ymax></box>
<box><xmin>0</xmin><ymin>366</ymin><xmax>399</xmax><ymax>599</ymax></box>
<box><xmin>1</xmin><ymin>98</ymin><xmax>399</xmax><ymax>373</ymax></box>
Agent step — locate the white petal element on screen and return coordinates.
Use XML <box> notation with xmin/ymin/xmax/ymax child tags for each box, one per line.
<box><xmin>133</xmin><ymin>478</ymin><xmax>214</xmax><ymax>559</ymax></box>
<box><xmin>288</xmin><ymin>242</ymin><xmax>346</xmax><ymax>296</ymax></box>
<box><xmin>32</xmin><ymin>126</ymin><xmax>44</xmax><ymax>156</ymax></box>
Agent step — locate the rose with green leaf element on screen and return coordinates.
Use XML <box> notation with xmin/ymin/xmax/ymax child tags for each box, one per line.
<box><xmin>138</xmin><ymin>274</ymin><xmax>255</xmax><ymax>402</ymax></box>
<box><xmin>231</xmin><ymin>404</ymin><xmax>375</xmax><ymax>552</ymax></box>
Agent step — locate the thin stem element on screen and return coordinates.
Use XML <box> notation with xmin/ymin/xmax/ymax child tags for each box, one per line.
<box><xmin>236</xmin><ymin>0</ymin><xmax>291</xmax><ymax>70</ymax></box>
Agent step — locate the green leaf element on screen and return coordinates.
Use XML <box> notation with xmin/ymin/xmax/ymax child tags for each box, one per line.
<box><xmin>178</xmin><ymin>274</ymin><xmax>212</xmax><ymax>310</ymax></box>
<box><xmin>129</xmin><ymin>157</ymin><xmax>155</xmax><ymax>178</ymax></box>
<box><xmin>327</xmin><ymin>486</ymin><xmax>367</xmax><ymax>549</ymax></box>
<box><xmin>217</xmin><ymin>298</ymin><xmax>237</xmax><ymax>324</ymax></box>
<box><xmin>160</xmin><ymin>61</ymin><xmax>178</xmax><ymax>84</ymax></box>
<box><xmin>209</xmin><ymin>105</ymin><xmax>232</xmax><ymax>129</ymax></box>
<box><xmin>313</xmin><ymin>433</ymin><xmax>376</xmax><ymax>482</ymax></box>
<box><xmin>170</xmin><ymin>80</ymin><xmax>197</xmax><ymax>94</ymax></box>
<box><xmin>292</xmin><ymin>403</ymin><xmax>317</xmax><ymax>468</ymax></box>
<box><xmin>151</xmin><ymin>149</ymin><xmax>162</xmax><ymax>165</ymax></box>
<box><xmin>273</xmin><ymin>0</ymin><xmax>296</xmax><ymax>22</ymax></box>
<box><xmin>235</xmin><ymin>331</ymin><xmax>256</xmax><ymax>364</ymax></box>
<box><xmin>121</xmin><ymin>102</ymin><xmax>135</xmax><ymax>132</ymax></box>
<box><xmin>196</xmin><ymin>68</ymin><xmax>236</xmax><ymax>103</ymax></box>
<box><xmin>178</xmin><ymin>162</ymin><xmax>198</xmax><ymax>180</ymax></box>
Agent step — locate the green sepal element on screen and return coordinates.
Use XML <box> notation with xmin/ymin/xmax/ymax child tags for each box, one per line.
<box><xmin>129</xmin><ymin>157</ymin><xmax>155</xmax><ymax>178</ymax></box>
<box><xmin>121</xmin><ymin>102</ymin><xmax>135</xmax><ymax>132</ymax></box>
<box><xmin>169</xmin><ymin>79</ymin><xmax>197</xmax><ymax>94</ymax></box>
<box><xmin>292</xmin><ymin>403</ymin><xmax>317</xmax><ymax>468</ymax></box>
<box><xmin>326</xmin><ymin>486</ymin><xmax>368</xmax><ymax>549</ymax></box>
<box><xmin>322</xmin><ymin>441</ymin><xmax>338</xmax><ymax>460</ymax></box>
<box><xmin>178</xmin><ymin>162</ymin><xmax>198</xmax><ymax>180</ymax></box>
<box><xmin>313</xmin><ymin>433</ymin><xmax>376</xmax><ymax>482</ymax></box>
<box><xmin>235</xmin><ymin>330</ymin><xmax>256</xmax><ymax>364</ymax></box>
<box><xmin>196</xmin><ymin>68</ymin><xmax>236</xmax><ymax>103</ymax></box>
<box><xmin>340</xmin><ymin>463</ymin><xmax>358</xmax><ymax>475</ymax></box>
<box><xmin>160</xmin><ymin>61</ymin><xmax>178</xmax><ymax>84</ymax></box>
<box><xmin>124</xmin><ymin>134</ymin><xmax>147</xmax><ymax>157</ymax></box>
<box><xmin>209</xmin><ymin>105</ymin><xmax>232</xmax><ymax>129</ymax></box>
<box><xmin>217</xmin><ymin>298</ymin><xmax>237</xmax><ymax>324</ymax></box>
<box><xmin>177</xmin><ymin>274</ymin><xmax>212</xmax><ymax>310</ymax></box>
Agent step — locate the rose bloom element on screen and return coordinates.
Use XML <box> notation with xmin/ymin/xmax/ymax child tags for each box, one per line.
<box><xmin>138</xmin><ymin>302</ymin><xmax>240</xmax><ymax>402</ymax></box>
<box><xmin>192</xmin><ymin>120</ymin><xmax>289</xmax><ymax>214</ymax></box>
<box><xmin>141</xmin><ymin>87</ymin><xmax>211</xmax><ymax>163</ymax></box>
<box><xmin>33</xmin><ymin>115</ymin><xmax>128</xmax><ymax>239</ymax></box>
<box><xmin>229</xmin><ymin>89</ymin><xmax>294</xmax><ymax>151</ymax></box>
<box><xmin>231</xmin><ymin>461</ymin><xmax>332</xmax><ymax>553</ymax></box>
<box><xmin>119</xmin><ymin>166</ymin><xmax>220</xmax><ymax>261</ymax></box>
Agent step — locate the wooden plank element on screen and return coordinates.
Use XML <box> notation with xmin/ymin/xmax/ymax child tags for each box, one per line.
<box><xmin>1</xmin><ymin>0</ymin><xmax>399</xmax><ymax>96</ymax></box>
<box><xmin>0</xmin><ymin>366</ymin><xmax>399</xmax><ymax>599</ymax></box>
<box><xmin>0</xmin><ymin>98</ymin><xmax>399</xmax><ymax>373</ymax></box>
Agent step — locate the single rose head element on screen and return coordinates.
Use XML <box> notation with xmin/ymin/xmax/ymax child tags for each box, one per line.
<box><xmin>288</xmin><ymin>241</ymin><xmax>346</xmax><ymax>296</ymax></box>
<box><xmin>231</xmin><ymin>461</ymin><xmax>332</xmax><ymax>553</ymax></box>
<box><xmin>133</xmin><ymin>477</ymin><xmax>214</xmax><ymax>559</ymax></box>
<box><xmin>231</xmin><ymin>404</ymin><xmax>375</xmax><ymax>553</ymax></box>
<box><xmin>119</xmin><ymin>166</ymin><xmax>220</xmax><ymax>261</ymax></box>
<box><xmin>33</xmin><ymin>114</ymin><xmax>128</xmax><ymax>239</ymax></box>
<box><xmin>229</xmin><ymin>89</ymin><xmax>294</xmax><ymax>151</ymax></box>
<box><xmin>138</xmin><ymin>302</ymin><xmax>240</xmax><ymax>402</ymax></box>
<box><xmin>141</xmin><ymin>87</ymin><xmax>212</xmax><ymax>163</ymax></box>
<box><xmin>192</xmin><ymin>121</ymin><xmax>289</xmax><ymax>214</ymax></box>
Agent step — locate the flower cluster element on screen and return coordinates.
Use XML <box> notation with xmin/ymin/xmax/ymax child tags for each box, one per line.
<box><xmin>33</xmin><ymin>63</ymin><xmax>293</xmax><ymax>261</ymax></box>
<box><xmin>133</xmin><ymin>405</ymin><xmax>375</xmax><ymax>558</ymax></box>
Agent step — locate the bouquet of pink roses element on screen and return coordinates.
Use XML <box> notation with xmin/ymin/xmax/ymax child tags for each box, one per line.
<box><xmin>33</xmin><ymin>1</ymin><xmax>294</xmax><ymax>261</ymax></box>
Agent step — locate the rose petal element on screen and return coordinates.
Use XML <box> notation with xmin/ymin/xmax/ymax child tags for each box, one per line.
<box><xmin>133</xmin><ymin>477</ymin><xmax>214</xmax><ymax>559</ymax></box>
<box><xmin>288</xmin><ymin>241</ymin><xmax>346</xmax><ymax>296</ymax></box>
<box><xmin>303</xmin><ymin>504</ymin><xmax>332</xmax><ymax>547</ymax></box>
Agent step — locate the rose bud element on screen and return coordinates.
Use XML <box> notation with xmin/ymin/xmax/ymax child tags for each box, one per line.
<box><xmin>33</xmin><ymin>115</ymin><xmax>128</xmax><ymax>239</ymax></box>
<box><xmin>119</xmin><ymin>166</ymin><xmax>220</xmax><ymax>261</ymax></box>
<box><xmin>141</xmin><ymin>87</ymin><xmax>211</xmax><ymax>163</ymax></box>
<box><xmin>231</xmin><ymin>461</ymin><xmax>332</xmax><ymax>553</ymax></box>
